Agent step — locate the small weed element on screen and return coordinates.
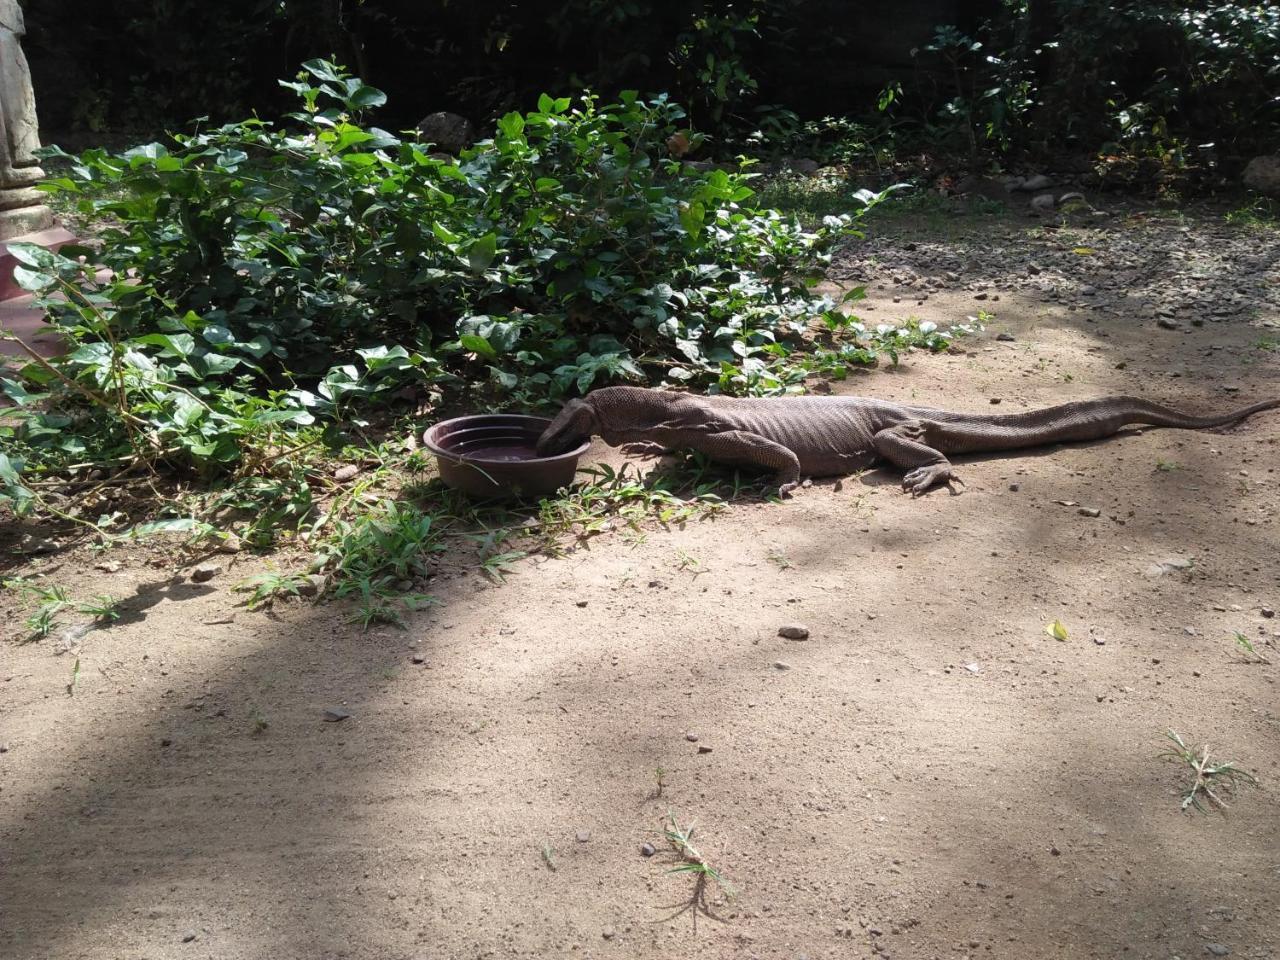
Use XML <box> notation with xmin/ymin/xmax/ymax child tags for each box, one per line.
<box><xmin>654</xmin><ymin>765</ymin><xmax>667</xmax><ymax>798</ymax></box>
<box><xmin>1155</xmin><ymin>459</ymin><xmax>1182</xmax><ymax>472</ymax></box>
<box><xmin>250</xmin><ymin>712</ymin><xmax>270</xmax><ymax>735</ymax></box>
<box><xmin>1160</xmin><ymin>729</ymin><xmax>1258</xmax><ymax>815</ymax></box>
<box><xmin>540</xmin><ymin>844</ymin><xmax>557</xmax><ymax>872</ymax></box>
<box><xmin>1225</xmin><ymin>197</ymin><xmax>1280</xmax><ymax>228</ymax></box>
<box><xmin>674</xmin><ymin>550</ymin><xmax>706</xmax><ymax>575</ymax></box>
<box><xmin>1253</xmin><ymin>336</ymin><xmax>1280</xmax><ymax>353</ymax></box>
<box><xmin>22</xmin><ymin>584</ymin><xmax>73</xmax><ymax>640</ymax></box>
<box><xmin>468</xmin><ymin>527</ymin><xmax>527</xmax><ymax>583</ymax></box>
<box><xmin>77</xmin><ymin>594</ymin><xmax>123</xmax><ymax>623</ymax></box>
<box><xmin>66</xmin><ymin>657</ymin><xmax>80</xmax><ymax>697</ymax></box>
<box><xmin>1231</xmin><ymin>631</ymin><xmax>1271</xmax><ymax>665</ymax></box>
<box><xmin>766</xmin><ymin>548</ymin><xmax>792</xmax><ymax>570</ymax></box>
<box><xmin>658</xmin><ymin>812</ymin><xmax>735</xmax><ymax>933</ymax></box>
<box><xmin>234</xmin><ymin>570</ymin><xmax>310</xmax><ymax>609</ymax></box>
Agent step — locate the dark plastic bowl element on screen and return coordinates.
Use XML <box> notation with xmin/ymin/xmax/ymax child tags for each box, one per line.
<box><xmin>422</xmin><ymin>414</ymin><xmax>590</xmax><ymax>498</ymax></box>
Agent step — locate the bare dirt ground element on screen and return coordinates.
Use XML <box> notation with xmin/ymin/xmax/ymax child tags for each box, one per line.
<box><xmin>3</xmin><ymin>202</ymin><xmax>1279</xmax><ymax>960</ymax></box>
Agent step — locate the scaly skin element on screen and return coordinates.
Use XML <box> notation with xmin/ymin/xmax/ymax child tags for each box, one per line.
<box><xmin>536</xmin><ymin>386</ymin><xmax>1280</xmax><ymax>496</ymax></box>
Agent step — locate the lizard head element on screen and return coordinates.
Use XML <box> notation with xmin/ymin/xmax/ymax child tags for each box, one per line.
<box><xmin>536</xmin><ymin>398</ymin><xmax>597</xmax><ymax>455</ymax></box>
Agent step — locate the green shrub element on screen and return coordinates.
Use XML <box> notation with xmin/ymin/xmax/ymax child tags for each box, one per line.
<box><xmin>1</xmin><ymin>61</ymin><xmax>928</xmax><ymax>514</ymax></box>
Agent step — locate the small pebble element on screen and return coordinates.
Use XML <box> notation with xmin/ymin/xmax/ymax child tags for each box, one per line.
<box><xmin>1262</xmin><ymin>608</ymin><xmax>1275</xmax><ymax>619</ymax></box>
<box><xmin>778</xmin><ymin>624</ymin><xmax>810</xmax><ymax>640</ymax></box>
<box><xmin>697</xmin><ymin>745</ymin><xmax>713</xmax><ymax>754</ymax></box>
<box><xmin>411</xmin><ymin>654</ymin><xmax>425</xmax><ymax>665</ymax></box>
<box><xmin>686</xmin><ymin>732</ymin><xmax>699</xmax><ymax>742</ymax></box>
<box><xmin>322</xmin><ymin>708</ymin><xmax>350</xmax><ymax>722</ymax></box>
<box><xmin>1009</xmin><ymin>483</ymin><xmax>1020</xmax><ymax>492</ymax></box>
<box><xmin>773</xmin><ymin>661</ymin><xmax>792</xmax><ymax>671</ymax></box>
<box><xmin>602</xmin><ymin>929</ymin><xmax>615</xmax><ymax>941</ymax></box>
<box><xmin>576</xmin><ymin>830</ymin><xmax>591</xmax><ymax>843</ymax></box>
<box><xmin>1205</xmin><ymin>945</ymin><xmax>1230</xmax><ymax>957</ymax></box>
<box><xmin>575</xmin><ymin>600</ymin><xmax>588</xmax><ymax>608</ymax></box>
<box><xmin>190</xmin><ymin>563</ymin><xmax>222</xmax><ymax>583</ymax></box>
<box><xmin>1078</xmin><ymin>507</ymin><xmax>1101</xmax><ymax>518</ymax></box>
<box><xmin>334</xmin><ymin>464</ymin><xmax>359</xmax><ymax>481</ymax></box>
<box><xmin>182</xmin><ymin>932</ymin><xmax>197</xmax><ymax>944</ymax></box>
<box><xmin>996</xmin><ymin>332</ymin><xmax>1016</xmax><ymax>342</ymax></box>
<box><xmin>640</xmin><ymin>842</ymin><xmax>656</xmax><ymax>857</ymax></box>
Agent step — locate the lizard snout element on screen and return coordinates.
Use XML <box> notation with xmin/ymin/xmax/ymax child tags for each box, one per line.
<box><xmin>537</xmin><ymin>399</ymin><xmax>596</xmax><ymax>455</ymax></box>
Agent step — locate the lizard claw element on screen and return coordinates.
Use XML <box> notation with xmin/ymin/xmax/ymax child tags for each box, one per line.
<box><xmin>620</xmin><ymin>441</ymin><xmax>670</xmax><ymax>458</ymax></box>
<box><xmin>902</xmin><ymin>464</ymin><xmax>962</xmax><ymax>496</ymax></box>
<box><xmin>778</xmin><ymin>481</ymin><xmax>800</xmax><ymax>498</ymax></box>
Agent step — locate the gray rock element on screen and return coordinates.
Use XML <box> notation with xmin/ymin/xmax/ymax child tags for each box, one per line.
<box><xmin>1058</xmin><ymin>191</ymin><xmax>1087</xmax><ymax>205</ymax></box>
<box><xmin>1262</xmin><ymin>608</ymin><xmax>1275</xmax><ymax>618</ymax></box>
<box><xmin>778</xmin><ymin>624</ymin><xmax>810</xmax><ymax>640</ymax></box>
<box><xmin>1243</xmin><ymin>154</ymin><xmax>1280</xmax><ymax>196</ymax></box>
<box><xmin>575</xmin><ymin>830</ymin><xmax>591</xmax><ymax>843</ymax></box>
<box><xmin>190</xmin><ymin>563</ymin><xmax>221</xmax><ymax>583</ymax></box>
<box><xmin>1157</xmin><ymin>317</ymin><xmax>1182</xmax><ymax>330</ymax></box>
<box><xmin>334</xmin><ymin>464</ymin><xmax>359</xmax><ymax>482</ymax></box>
<box><xmin>640</xmin><ymin>842</ymin><xmax>656</xmax><ymax>857</ymax></box>
<box><xmin>1022</xmin><ymin>174</ymin><xmax>1055</xmax><ymax>191</ymax></box>
<box><xmin>1205</xmin><ymin>945</ymin><xmax>1230</xmax><ymax>957</ymax></box>
<box><xmin>789</xmin><ymin>157</ymin><xmax>821</xmax><ymax>175</ymax></box>
<box><xmin>1030</xmin><ymin>193</ymin><xmax>1056</xmax><ymax>213</ymax></box>
<box><xmin>416</xmin><ymin>111</ymin><xmax>475</xmax><ymax>155</ymax></box>
<box><xmin>182</xmin><ymin>932</ymin><xmax>197</xmax><ymax>943</ymax></box>
<box><xmin>216</xmin><ymin>533</ymin><xmax>243</xmax><ymax>554</ymax></box>
<box><xmin>773</xmin><ymin>660</ymin><xmax>792</xmax><ymax>670</ymax></box>
<box><xmin>322</xmin><ymin>708</ymin><xmax>350</xmax><ymax>722</ymax></box>
<box><xmin>296</xmin><ymin>574</ymin><xmax>327</xmax><ymax>598</ymax></box>
<box><xmin>1078</xmin><ymin>507</ymin><xmax>1101</xmax><ymax>518</ymax></box>
<box><xmin>685</xmin><ymin>732</ymin><xmax>699</xmax><ymax>742</ymax></box>
<box><xmin>996</xmin><ymin>332</ymin><xmax>1016</xmax><ymax>341</ymax></box>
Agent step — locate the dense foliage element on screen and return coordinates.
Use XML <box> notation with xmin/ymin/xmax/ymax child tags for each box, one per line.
<box><xmin>24</xmin><ymin>1</ymin><xmax>1278</xmax><ymax>168</ymax></box>
<box><xmin>1</xmin><ymin>63</ymin><xmax>958</xmax><ymax>515</ymax></box>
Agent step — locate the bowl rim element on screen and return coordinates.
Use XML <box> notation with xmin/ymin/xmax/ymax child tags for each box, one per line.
<box><xmin>422</xmin><ymin>413</ymin><xmax>590</xmax><ymax>465</ymax></box>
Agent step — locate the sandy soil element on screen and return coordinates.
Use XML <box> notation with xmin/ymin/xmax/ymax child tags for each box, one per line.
<box><xmin>2</xmin><ymin>204</ymin><xmax>1278</xmax><ymax>960</ymax></box>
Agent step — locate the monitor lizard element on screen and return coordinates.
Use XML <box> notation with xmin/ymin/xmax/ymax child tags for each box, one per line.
<box><xmin>535</xmin><ymin>386</ymin><xmax>1279</xmax><ymax>496</ymax></box>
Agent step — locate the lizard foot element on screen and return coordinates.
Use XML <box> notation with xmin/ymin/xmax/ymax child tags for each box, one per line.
<box><xmin>778</xmin><ymin>481</ymin><xmax>800</xmax><ymax>498</ymax></box>
<box><xmin>620</xmin><ymin>441</ymin><xmax>671</xmax><ymax>458</ymax></box>
<box><xmin>902</xmin><ymin>464</ymin><xmax>964</xmax><ymax>496</ymax></box>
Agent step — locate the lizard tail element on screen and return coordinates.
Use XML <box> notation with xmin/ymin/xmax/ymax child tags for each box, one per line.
<box><xmin>926</xmin><ymin>396</ymin><xmax>1280</xmax><ymax>454</ymax></box>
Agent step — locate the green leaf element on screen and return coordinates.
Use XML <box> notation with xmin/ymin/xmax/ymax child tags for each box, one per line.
<box><xmin>12</xmin><ymin>265</ymin><xmax>54</xmax><ymax>291</ymax></box>
<box><xmin>1044</xmin><ymin>620</ymin><xmax>1069</xmax><ymax>642</ymax></box>
<box><xmin>496</xmin><ymin>112</ymin><xmax>525</xmax><ymax>140</ymax></box>
<box><xmin>459</xmin><ymin>334</ymin><xmax>497</xmax><ymax>359</ymax></box>
<box><xmin>348</xmin><ymin>85</ymin><xmax>388</xmax><ymax>109</ymax></box>
<box><xmin>467</xmin><ymin>233</ymin><xmax>498</xmax><ymax>273</ymax></box>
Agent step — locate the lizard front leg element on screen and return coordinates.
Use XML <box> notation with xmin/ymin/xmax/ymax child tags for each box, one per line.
<box><xmin>873</xmin><ymin>421</ymin><xmax>964</xmax><ymax>495</ymax></box>
<box><xmin>680</xmin><ymin>429</ymin><xmax>803</xmax><ymax>497</ymax></box>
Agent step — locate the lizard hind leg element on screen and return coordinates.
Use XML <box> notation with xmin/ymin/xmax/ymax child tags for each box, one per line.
<box><xmin>679</xmin><ymin>429</ymin><xmax>802</xmax><ymax>497</ymax></box>
<box><xmin>873</xmin><ymin>421</ymin><xmax>964</xmax><ymax>496</ymax></box>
